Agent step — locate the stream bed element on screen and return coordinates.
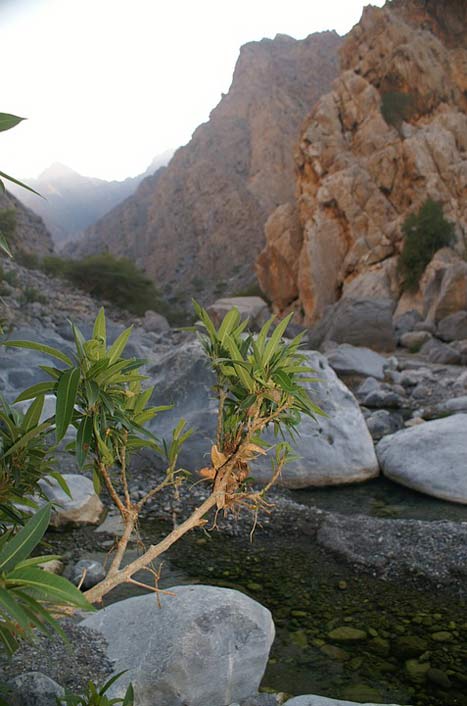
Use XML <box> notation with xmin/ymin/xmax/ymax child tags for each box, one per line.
<box><xmin>46</xmin><ymin>479</ymin><xmax>467</xmax><ymax>706</ymax></box>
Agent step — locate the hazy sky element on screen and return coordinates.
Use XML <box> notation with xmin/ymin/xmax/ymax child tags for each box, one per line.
<box><xmin>0</xmin><ymin>0</ymin><xmax>384</xmax><ymax>181</ymax></box>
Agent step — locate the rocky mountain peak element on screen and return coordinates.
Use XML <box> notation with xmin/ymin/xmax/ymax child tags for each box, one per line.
<box><xmin>72</xmin><ymin>30</ymin><xmax>342</xmax><ymax>304</ymax></box>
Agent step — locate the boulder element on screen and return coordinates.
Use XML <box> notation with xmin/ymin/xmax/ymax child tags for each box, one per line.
<box><xmin>142</xmin><ymin>310</ymin><xmax>170</xmax><ymax>333</ymax></box>
<box><xmin>323</xmin><ymin>298</ymin><xmax>396</xmax><ymax>352</ymax></box>
<box><xmin>284</xmin><ymin>696</ymin><xmax>402</xmax><ymax>706</ymax></box>
<box><xmin>421</xmin><ymin>249</ymin><xmax>467</xmax><ymax>324</ymax></box>
<box><xmin>206</xmin><ymin>297</ymin><xmax>269</xmax><ymax>330</ymax></box>
<box><xmin>71</xmin><ymin>559</ymin><xmax>106</xmax><ymax>589</ymax></box>
<box><xmin>81</xmin><ymin>586</ymin><xmax>274</xmax><ymax>706</ymax></box>
<box><xmin>419</xmin><ymin>338</ymin><xmax>461</xmax><ymax>365</ymax></box>
<box><xmin>399</xmin><ymin>331</ymin><xmax>432</xmax><ymax>350</ymax></box>
<box><xmin>366</xmin><ymin>410</ymin><xmax>403</xmax><ymax>441</ymax></box>
<box><xmin>393</xmin><ymin>309</ymin><xmax>423</xmax><ymax>338</ymax></box>
<box><xmin>437</xmin><ymin>310</ymin><xmax>467</xmax><ymax>341</ymax></box>
<box><xmin>325</xmin><ymin>344</ymin><xmax>386</xmax><ymax>380</ymax></box>
<box><xmin>253</xmin><ymin>352</ymin><xmax>379</xmax><ymax>488</ymax></box>
<box><xmin>149</xmin><ymin>342</ymin><xmax>379</xmax><ymax>488</ymax></box>
<box><xmin>377</xmin><ymin>414</ymin><xmax>467</xmax><ymax>504</ymax></box>
<box><xmin>8</xmin><ymin>672</ymin><xmax>64</xmax><ymax>706</ymax></box>
<box><xmin>40</xmin><ymin>474</ymin><xmax>105</xmax><ymax>528</ymax></box>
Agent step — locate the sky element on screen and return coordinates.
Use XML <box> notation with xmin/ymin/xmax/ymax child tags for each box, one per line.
<box><xmin>0</xmin><ymin>0</ymin><xmax>384</xmax><ymax>182</ymax></box>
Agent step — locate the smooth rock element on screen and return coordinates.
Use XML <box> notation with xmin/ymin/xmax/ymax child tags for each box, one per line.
<box><xmin>328</xmin><ymin>626</ymin><xmax>367</xmax><ymax>641</ymax></box>
<box><xmin>206</xmin><ymin>297</ymin><xmax>269</xmax><ymax>330</ymax></box>
<box><xmin>71</xmin><ymin>560</ymin><xmax>106</xmax><ymax>589</ymax></box>
<box><xmin>322</xmin><ymin>298</ymin><xmax>396</xmax><ymax>352</ymax></box>
<box><xmin>325</xmin><ymin>344</ymin><xmax>386</xmax><ymax>380</ymax></box>
<box><xmin>400</xmin><ymin>331</ymin><xmax>431</xmax><ymax>350</ymax></box>
<box><xmin>366</xmin><ymin>410</ymin><xmax>403</xmax><ymax>441</ymax></box>
<box><xmin>420</xmin><ymin>337</ymin><xmax>461</xmax><ymax>365</ymax></box>
<box><xmin>151</xmin><ymin>342</ymin><xmax>379</xmax><ymax>488</ymax></box>
<box><xmin>40</xmin><ymin>474</ymin><xmax>105</xmax><ymax>528</ymax></box>
<box><xmin>377</xmin><ymin>414</ymin><xmax>467</xmax><ymax>504</ymax></box>
<box><xmin>253</xmin><ymin>352</ymin><xmax>379</xmax><ymax>488</ymax></box>
<box><xmin>142</xmin><ymin>310</ymin><xmax>170</xmax><ymax>333</ymax></box>
<box><xmin>284</xmin><ymin>696</ymin><xmax>402</xmax><ymax>706</ymax></box>
<box><xmin>81</xmin><ymin>586</ymin><xmax>274</xmax><ymax>706</ymax></box>
<box><xmin>8</xmin><ymin>672</ymin><xmax>64</xmax><ymax>706</ymax></box>
<box><xmin>437</xmin><ymin>310</ymin><xmax>467</xmax><ymax>342</ymax></box>
<box><xmin>394</xmin><ymin>309</ymin><xmax>423</xmax><ymax>337</ymax></box>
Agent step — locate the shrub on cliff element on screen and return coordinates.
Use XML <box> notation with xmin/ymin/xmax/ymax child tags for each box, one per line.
<box><xmin>398</xmin><ymin>199</ymin><xmax>455</xmax><ymax>292</ymax></box>
<box><xmin>381</xmin><ymin>91</ymin><xmax>415</xmax><ymax>129</ymax></box>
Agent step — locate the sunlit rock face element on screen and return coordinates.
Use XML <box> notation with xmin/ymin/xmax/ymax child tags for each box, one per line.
<box><xmin>257</xmin><ymin>0</ymin><xmax>467</xmax><ymax>328</ymax></box>
<box><xmin>72</xmin><ymin>31</ymin><xmax>342</xmax><ymax>302</ymax></box>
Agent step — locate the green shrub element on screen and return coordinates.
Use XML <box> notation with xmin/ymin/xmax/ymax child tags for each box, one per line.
<box><xmin>57</xmin><ymin>672</ymin><xmax>134</xmax><ymax>706</ymax></box>
<box><xmin>46</xmin><ymin>254</ymin><xmax>168</xmax><ymax>318</ymax></box>
<box><xmin>398</xmin><ymin>199</ymin><xmax>455</xmax><ymax>292</ymax></box>
<box><xmin>0</xmin><ymin>210</ymin><xmax>16</xmax><ymax>250</ymax></box>
<box><xmin>15</xmin><ymin>250</ymin><xmax>40</xmax><ymax>270</ymax></box>
<box><xmin>381</xmin><ymin>91</ymin><xmax>415</xmax><ymax>129</ymax></box>
<box><xmin>20</xmin><ymin>286</ymin><xmax>47</xmax><ymax>305</ymax></box>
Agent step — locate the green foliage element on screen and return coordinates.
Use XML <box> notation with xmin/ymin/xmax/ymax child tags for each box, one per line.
<box><xmin>0</xmin><ymin>210</ymin><xmax>16</xmax><ymax>250</ymax></box>
<box><xmin>398</xmin><ymin>199</ymin><xmax>455</xmax><ymax>292</ymax></box>
<box><xmin>193</xmin><ymin>302</ymin><xmax>324</xmax><ymax>470</ymax></box>
<box><xmin>15</xmin><ymin>250</ymin><xmax>40</xmax><ymax>270</ymax></box>
<box><xmin>57</xmin><ymin>672</ymin><xmax>134</xmax><ymax>706</ymax></box>
<box><xmin>0</xmin><ymin>393</ymin><xmax>65</xmax><ymax>525</ymax></box>
<box><xmin>20</xmin><ymin>286</ymin><xmax>47</xmax><ymax>306</ymax></box>
<box><xmin>380</xmin><ymin>91</ymin><xmax>415</xmax><ymax>129</ymax></box>
<box><xmin>0</xmin><ymin>112</ymin><xmax>41</xmax><ymax>258</ymax></box>
<box><xmin>4</xmin><ymin>308</ymin><xmax>175</xmax><ymax>484</ymax></box>
<box><xmin>0</xmin><ymin>266</ymin><xmax>18</xmax><ymax>287</ymax></box>
<box><xmin>41</xmin><ymin>254</ymin><xmax>174</xmax><ymax>319</ymax></box>
<box><xmin>0</xmin><ymin>504</ymin><xmax>93</xmax><ymax>655</ymax></box>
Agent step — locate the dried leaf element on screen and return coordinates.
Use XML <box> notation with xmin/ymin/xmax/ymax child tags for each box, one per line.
<box><xmin>200</xmin><ymin>467</ymin><xmax>216</xmax><ymax>480</ymax></box>
<box><xmin>211</xmin><ymin>444</ymin><xmax>227</xmax><ymax>469</ymax></box>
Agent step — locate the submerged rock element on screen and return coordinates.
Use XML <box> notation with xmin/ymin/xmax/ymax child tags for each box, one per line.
<box><xmin>284</xmin><ymin>695</ymin><xmax>402</xmax><ymax>706</ymax></box>
<box><xmin>81</xmin><ymin>585</ymin><xmax>274</xmax><ymax>706</ymax></box>
<box><xmin>377</xmin><ymin>415</ymin><xmax>467</xmax><ymax>504</ymax></box>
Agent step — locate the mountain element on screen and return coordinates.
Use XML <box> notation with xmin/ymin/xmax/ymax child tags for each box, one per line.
<box><xmin>8</xmin><ymin>150</ymin><xmax>173</xmax><ymax>246</ymax></box>
<box><xmin>256</xmin><ymin>0</ymin><xmax>467</xmax><ymax>328</ymax></box>
<box><xmin>72</xmin><ymin>31</ymin><xmax>342</xmax><ymax>303</ymax></box>
<box><xmin>0</xmin><ymin>190</ymin><xmax>53</xmax><ymax>257</ymax></box>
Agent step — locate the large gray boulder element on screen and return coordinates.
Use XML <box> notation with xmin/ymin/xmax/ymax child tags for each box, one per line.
<box><xmin>420</xmin><ymin>338</ymin><xmax>461</xmax><ymax>364</ymax></box>
<box><xmin>323</xmin><ymin>298</ymin><xmax>396</xmax><ymax>352</ymax></box>
<box><xmin>437</xmin><ymin>310</ymin><xmax>467</xmax><ymax>342</ymax></box>
<box><xmin>253</xmin><ymin>352</ymin><xmax>379</xmax><ymax>488</ymax></box>
<box><xmin>284</xmin><ymin>696</ymin><xmax>402</xmax><ymax>706</ymax></box>
<box><xmin>150</xmin><ymin>341</ymin><xmax>379</xmax><ymax>488</ymax></box>
<box><xmin>81</xmin><ymin>586</ymin><xmax>274</xmax><ymax>706</ymax></box>
<box><xmin>325</xmin><ymin>344</ymin><xmax>386</xmax><ymax>380</ymax></box>
<box><xmin>377</xmin><ymin>414</ymin><xmax>467</xmax><ymax>504</ymax></box>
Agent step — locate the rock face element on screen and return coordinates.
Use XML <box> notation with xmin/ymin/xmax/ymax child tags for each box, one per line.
<box><xmin>0</xmin><ymin>191</ymin><xmax>54</xmax><ymax>256</ymax></box>
<box><xmin>377</xmin><ymin>414</ymin><xmax>467</xmax><ymax>504</ymax></box>
<box><xmin>81</xmin><ymin>586</ymin><xmax>274</xmax><ymax>706</ymax></box>
<box><xmin>284</xmin><ymin>696</ymin><xmax>402</xmax><ymax>706</ymax></box>
<box><xmin>257</xmin><ymin>0</ymin><xmax>467</xmax><ymax>335</ymax></box>
<box><xmin>72</xmin><ymin>32</ymin><xmax>341</xmax><ymax>303</ymax></box>
<box><xmin>8</xmin><ymin>672</ymin><xmax>64</xmax><ymax>706</ymax></box>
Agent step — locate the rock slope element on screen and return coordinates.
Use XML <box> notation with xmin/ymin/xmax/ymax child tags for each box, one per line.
<box><xmin>257</xmin><ymin>0</ymin><xmax>467</xmax><ymax>328</ymax></box>
<box><xmin>0</xmin><ymin>190</ymin><xmax>53</xmax><ymax>257</ymax></box>
<box><xmin>73</xmin><ymin>32</ymin><xmax>342</xmax><ymax>303</ymax></box>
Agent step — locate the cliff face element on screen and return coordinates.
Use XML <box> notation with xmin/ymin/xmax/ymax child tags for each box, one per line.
<box><xmin>73</xmin><ymin>32</ymin><xmax>342</xmax><ymax>301</ymax></box>
<box><xmin>257</xmin><ymin>0</ymin><xmax>467</xmax><ymax>326</ymax></box>
<box><xmin>0</xmin><ymin>190</ymin><xmax>54</xmax><ymax>257</ymax></box>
